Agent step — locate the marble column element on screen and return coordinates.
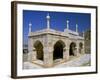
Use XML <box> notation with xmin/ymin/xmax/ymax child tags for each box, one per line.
<box><xmin>63</xmin><ymin>47</ymin><xmax>69</xmax><ymax>61</ymax></box>
<box><xmin>75</xmin><ymin>43</ymin><xmax>80</xmax><ymax>56</ymax></box>
<box><xmin>28</xmin><ymin>38</ymin><xmax>33</xmax><ymax>62</ymax></box>
<box><xmin>28</xmin><ymin>48</ymin><xmax>37</xmax><ymax>63</ymax></box>
<box><xmin>43</xmin><ymin>47</ymin><xmax>53</xmax><ymax>67</ymax></box>
<box><xmin>31</xmin><ymin>48</ymin><xmax>37</xmax><ymax>61</ymax></box>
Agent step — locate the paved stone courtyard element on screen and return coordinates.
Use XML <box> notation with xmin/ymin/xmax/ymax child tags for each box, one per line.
<box><xmin>23</xmin><ymin>54</ymin><xmax>91</xmax><ymax>69</ymax></box>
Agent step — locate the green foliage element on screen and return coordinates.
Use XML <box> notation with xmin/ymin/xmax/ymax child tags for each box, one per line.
<box><xmin>84</xmin><ymin>29</ymin><xmax>91</xmax><ymax>54</ymax></box>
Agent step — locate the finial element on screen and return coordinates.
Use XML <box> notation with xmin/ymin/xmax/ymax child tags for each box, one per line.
<box><xmin>66</xmin><ymin>20</ymin><xmax>69</xmax><ymax>30</ymax></box>
<box><xmin>46</xmin><ymin>13</ymin><xmax>50</xmax><ymax>29</ymax></box>
<box><xmin>46</xmin><ymin>13</ymin><xmax>50</xmax><ymax>19</ymax></box>
<box><xmin>29</xmin><ymin>22</ymin><xmax>32</xmax><ymax>33</ymax></box>
<box><xmin>29</xmin><ymin>22</ymin><xmax>32</xmax><ymax>27</ymax></box>
<box><xmin>76</xmin><ymin>24</ymin><xmax>78</xmax><ymax>32</ymax></box>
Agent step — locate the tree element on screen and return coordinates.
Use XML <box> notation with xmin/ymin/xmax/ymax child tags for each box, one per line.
<box><xmin>84</xmin><ymin>29</ymin><xmax>91</xmax><ymax>54</ymax></box>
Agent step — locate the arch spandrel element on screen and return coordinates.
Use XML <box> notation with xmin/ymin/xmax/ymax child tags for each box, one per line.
<box><xmin>69</xmin><ymin>40</ymin><xmax>77</xmax><ymax>46</ymax></box>
<box><xmin>33</xmin><ymin>39</ymin><xmax>45</xmax><ymax>48</ymax></box>
<box><xmin>52</xmin><ymin>39</ymin><xmax>66</xmax><ymax>48</ymax></box>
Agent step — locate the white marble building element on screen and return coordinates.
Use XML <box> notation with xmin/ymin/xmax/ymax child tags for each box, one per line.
<box><xmin>28</xmin><ymin>14</ymin><xmax>84</xmax><ymax>67</ymax></box>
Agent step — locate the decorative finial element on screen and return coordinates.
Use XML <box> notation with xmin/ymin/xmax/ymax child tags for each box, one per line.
<box><xmin>66</xmin><ymin>20</ymin><xmax>69</xmax><ymax>30</ymax></box>
<box><xmin>29</xmin><ymin>22</ymin><xmax>32</xmax><ymax>33</ymax></box>
<box><xmin>46</xmin><ymin>13</ymin><xmax>50</xmax><ymax>19</ymax></box>
<box><xmin>46</xmin><ymin>13</ymin><xmax>50</xmax><ymax>29</ymax></box>
<box><xmin>76</xmin><ymin>24</ymin><xmax>78</xmax><ymax>32</ymax></box>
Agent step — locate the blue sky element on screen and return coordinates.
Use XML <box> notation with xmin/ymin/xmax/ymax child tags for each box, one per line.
<box><xmin>23</xmin><ymin>10</ymin><xmax>91</xmax><ymax>45</ymax></box>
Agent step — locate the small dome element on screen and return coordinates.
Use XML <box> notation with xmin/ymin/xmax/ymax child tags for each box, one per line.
<box><xmin>46</xmin><ymin>13</ymin><xmax>50</xmax><ymax>19</ymax></box>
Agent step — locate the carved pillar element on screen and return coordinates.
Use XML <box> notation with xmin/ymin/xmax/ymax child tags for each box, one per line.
<box><xmin>28</xmin><ymin>50</ymin><xmax>32</xmax><ymax>62</ymax></box>
<box><xmin>28</xmin><ymin>38</ymin><xmax>33</xmax><ymax>62</ymax></box>
<box><xmin>31</xmin><ymin>48</ymin><xmax>37</xmax><ymax>61</ymax></box>
<box><xmin>43</xmin><ymin>47</ymin><xmax>53</xmax><ymax>67</ymax></box>
<box><xmin>63</xmin><ymin>47</ymin><xmax>69</xmax><ymax>61</ymax></box>
<box><xmin>28</xmin><ymin>50</ymin><xmax>37</xmax><ymax>63</ymax></box>
<box><xmin>82</xmin><ymin>42</ymin><xmax>85</xmax><ymax>54</ymax></box>
<box><xmin>28</xmin><ymin>38</ymin><xmax>37</xmax><ymax>62</ymax></box>
<box><xmin>75</xmin><ymin>42</ymin><xmax>80</xmax><ymax>56</ymax></box>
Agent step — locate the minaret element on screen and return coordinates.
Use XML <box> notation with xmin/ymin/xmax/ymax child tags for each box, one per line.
<box><xmin>46</xmin><ymin>13</ymin><xmax>50</xmax><ymax>29</ymax></box>
<box><xmin>66</xmin><ymin>20</ymin><xmax>69</xmax><ymax>30</ymax></box>
<box><xmin>76</xmin><ymin>24</ymin><xmax>78</xmax><ymax>32</ymax></box>
<box><xmin>29</xmin><ymin>22</ymin><xmax>32</xmax><ymax>33</ymax></box>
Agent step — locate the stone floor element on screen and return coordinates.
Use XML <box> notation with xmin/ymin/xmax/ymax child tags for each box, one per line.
<box><xmin>54</xmin><ymin>54</ymin><xmax>90</xmax><ymax>68</ymax></box>
<box><xmin>23</xmin><ymin>54</ymin><xmax>91</xmax><ymax>69</ymax></box>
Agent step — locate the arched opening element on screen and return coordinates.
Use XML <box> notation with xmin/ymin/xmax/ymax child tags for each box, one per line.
<box><xmin>69</xmin><ymin>42</ymin><xmax>76</xmax><ymax>56</ymax></box>
<box><xmin>34</xmin><ymin>41</ymin><xmax>44</xmax><ymax>61</ymax></box>
<box><xmin>53</xmin><ymin>40</ymin><xmax>65</xmax><ymax>60</ymax></box>
<box><xmin>79</xmin><ymin>42</ymin><xmax>83</xmax><ymax>54</ymax></box>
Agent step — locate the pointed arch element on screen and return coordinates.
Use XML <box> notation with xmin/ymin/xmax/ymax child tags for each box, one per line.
<box><xmin>69</xmin><ymin>42</ymin><xmax>76</xmax><ymax>56</ymax></box>
<box><xmin>79</xmin><ymin>42</ymin><xmax>83</xmax><ymax>54</ymax></box>
<box><xmin>53</xmin><ymin>40</ymin><xmax>66</xmax><ymax>60</ymax></box>
<box><xmin>34</xmin><ymin>40</ymin><xmax>44</xmax><ymax>60</ymax></box>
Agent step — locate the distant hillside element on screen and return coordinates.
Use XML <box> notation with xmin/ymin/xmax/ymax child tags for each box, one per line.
<box><xmin>84</xmin><ymin>29</ymin><xmax>91</xmax><ymax>54</ymax></box>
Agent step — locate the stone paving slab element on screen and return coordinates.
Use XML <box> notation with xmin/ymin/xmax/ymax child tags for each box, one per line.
<box><xmin>54</xmin><ymin>54</ymin><xmax>90</xmax><ymax>67</ymax></box>
<box><xmin>23</xmin><ymin>54</ymin><xmax>90</xmax><ymax>69</ymax></box>
<box><xmin>23</xmin><ymin>62</ymin><xmax>43</xmax><ymax>69</ymax></box>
